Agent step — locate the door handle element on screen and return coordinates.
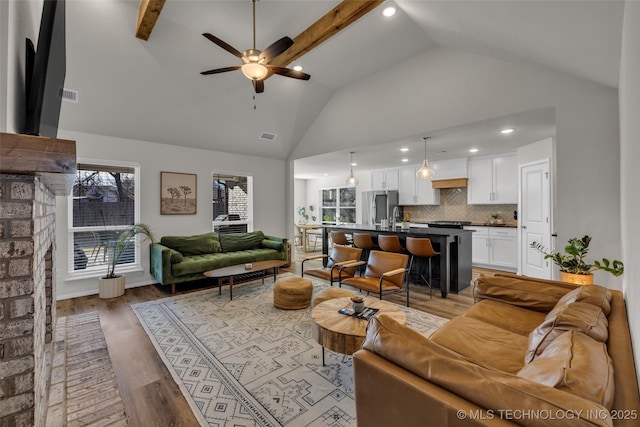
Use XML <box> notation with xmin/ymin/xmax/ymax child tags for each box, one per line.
<box><xmin>521</xmin><ymin>225</ymin><xmax>527</xmax><ymax>229</ymax></box>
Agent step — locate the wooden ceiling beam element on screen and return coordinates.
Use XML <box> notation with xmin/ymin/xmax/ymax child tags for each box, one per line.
<box><xmin>269</xmin><ymin>0</ymin><xmax>385</xmax><ymax>68</ymax></box>
<box><xmin>136</xmin><ymin>0</ymin><xmax>167</xmax><ymax>41</ymax></box>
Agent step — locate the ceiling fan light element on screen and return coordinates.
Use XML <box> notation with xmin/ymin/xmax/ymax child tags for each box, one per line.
<box><xmin>416</xmin><ymin>159</ymin><xmax>435</xmax><ymax>180</ymax></box>
<box><xmin>241</xmin><ymin>62</ymin><xmax>268</xmax><ymax>80</ymax></box>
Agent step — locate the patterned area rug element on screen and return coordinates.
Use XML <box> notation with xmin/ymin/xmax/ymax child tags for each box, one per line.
<box><xmin>132</xmin><ymin>275</ymin><xmax>448</xmax><ymax>427</ymax></box>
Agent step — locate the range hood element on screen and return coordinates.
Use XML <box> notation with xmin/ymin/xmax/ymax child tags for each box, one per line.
<box><xmin>431</xmin><ymin>178</ymin><xmax>468</xmax><ymax>189</ymax></box>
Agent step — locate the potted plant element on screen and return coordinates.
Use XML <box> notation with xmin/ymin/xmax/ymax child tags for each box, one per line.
<box><xmin>99</xmin><ymin>223</ymin><xmax>155</xmax><ymax>298</ymax></box>
<box><xmin>489</xmin><ymin>212</ymin><xmax>503</xmax><ymax>224</ymax></box>
<box><xmin>530</xmin><ymin>235</ymin><xmax>623</xmax><ymax>285</ymax></box>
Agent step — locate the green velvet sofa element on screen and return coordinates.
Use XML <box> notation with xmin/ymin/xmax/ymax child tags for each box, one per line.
<box><xmin>150</xmin><ymin>231</ymin><xmax>288</xmax><ymax>293</ymax></box>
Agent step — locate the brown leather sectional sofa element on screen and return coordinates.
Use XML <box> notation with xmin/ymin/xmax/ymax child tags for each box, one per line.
<box><xmin>354</xmin><ymin>273</ymin><xmax>640</xmax><ymax>426</ymax></box>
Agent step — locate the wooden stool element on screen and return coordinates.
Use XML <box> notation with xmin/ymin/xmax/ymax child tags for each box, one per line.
<box><xmin>273</xmin><ymin>276</ymin><xmax>313</xmax><ymax>309</ymax></box>
<box><xmin>312</xmin><ymin>287</ymin><xmax>356</xmax><ymax>308</ymax></box>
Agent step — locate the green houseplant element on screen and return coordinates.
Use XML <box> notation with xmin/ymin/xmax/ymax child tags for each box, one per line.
<box><xmin>530</xmin><ymin>235</ymin><xmax>623</xmax><ymax>285</ymax></box>
<box><xmin>99</xmin><ymin>223</ymin><xmax>155</xmax><ymax>298</ymax></box>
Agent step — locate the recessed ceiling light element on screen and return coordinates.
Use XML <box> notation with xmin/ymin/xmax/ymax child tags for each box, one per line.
<box><xmin>351</xmin><ymin>162</ymin><xmax>357</xmax><ymax>166</ymax></box>
<box><xmin>501</xmin><ymin>128</ymin><xmax>515</xmax><ymax>134</ymax></box>
<box><xmin>323</xmin><ymin>173</ymin><xmax>329</xmax><ymax>176</ymax></box>
<box><xmin>401</xmin><ymin>158</ymin><xmax>409</xmax><ymax>162</ymax></box>
<box><xmin>382</xmin><ymin>6</ymin><xmax>396</xmax><ymax>17</ymax></box>
<box><xmin>400</xmin><ymin>147</ymin><xmax>409</xmax><ymax>152</ymax></box>
<box><xmin>293</xmin><ymin>65</ymin><xmax>303</xmax><ymax>72</ymax></box>
<box><xmin>469</xmin><ymin>148</ymin><xmax>479</xmax><ymax>153</ymax></box>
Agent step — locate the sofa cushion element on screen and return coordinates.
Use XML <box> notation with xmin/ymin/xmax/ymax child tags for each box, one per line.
<box><xmin>464</xmin><ymin>299</ymin><xmax>546</xmax><ymax>336</ymax></box>
<box><xmin>430</xmin><ymin>316</ymin><xmax>528</xmax><ymax>374</ymax></box>
<box><xmin>555</xmin><ymin>284</ymin><xmax>612</xmax><ymax>316</ymax></box>
<box><xmin>525</xmin><ymin>302</ymin><xmax>608</xmax><ymax>364</ymax></box>
<box><xmin>219</xmin><ymin>231</ymin><xmax>265</xmax><ymax>252</ymax></box>
<box><xmin>261</xmin><ymin>239</ymin><xmax>284</xmax><ymax>251</ymax></box>
<box><xmin>473</xmin><ymin>274</ymin><xmax>573</xmax><ymax>312</ymax></box>
<box><xmin>518</xmin><ymin>330</ymin><xmax>614</xmax><ymax>409</ymax></box>
<box><xmin>161</xmin><ymin>232</ymin><xmax>221</xmax><ymax>256</ymax></box>
<box><xmin>362</xmin><ymin>315</ymin><xmax>613</xmax><ymax>427</ymax></box>
<box><xmin>171</xmin><ymin>249</ymin><xmax>283</xmax><ymax>277</ymax></box>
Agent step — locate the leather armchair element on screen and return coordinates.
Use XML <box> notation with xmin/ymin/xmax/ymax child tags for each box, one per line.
<box><xmin>301</xmin><ymin>245</ymin><xmax>362</xmax><ymax>285</ymax></box>
<box><xmin>340</xmin><ymin>250</ymin><xmax>410</xmax><ymax>306</ymax></box>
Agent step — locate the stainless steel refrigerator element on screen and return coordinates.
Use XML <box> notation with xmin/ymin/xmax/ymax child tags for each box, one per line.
<box><xmin>361</xmin><ymin>190</ymin><xmax>401</xmax><ymax>225</ymax></box>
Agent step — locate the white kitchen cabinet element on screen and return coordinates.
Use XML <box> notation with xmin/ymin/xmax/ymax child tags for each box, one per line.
<box><xmin>464</xmin><ymin>226</ymin><xmax>517</xmax><ymax>271</ymax></box>
<box><xmin>398</xmin><ymin>165</ymin><xmax>440</xmax><ymax>205</ymax></box>
<box><xmin>467</xmin><ymin>154</ymin><xmax>518</xmax><ymax>204</ymax></box>
<box><xmin>371</xmin><ymin>168</ymin><xmax>399</xmax><ymax>190</ymax></box>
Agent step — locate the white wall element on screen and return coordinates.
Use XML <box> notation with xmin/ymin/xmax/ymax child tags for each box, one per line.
<box><xmin>620</xmin><ymin>0</ymin><xmax>640</xmax><ymax>388</ymax></box>
<box><xmin>292</xmin><ymin>46</ymin><xmax>621</xmax><ymax>288</ymax></box>
<box><xmin>55</xmin><ymin>130</ymin><xmax>287</xmax><ymax>299</ymax></box>
<box><xmin>0</xmin><ymin>0</ymin><xmax>42</xmax><ymax>132</ymax></box>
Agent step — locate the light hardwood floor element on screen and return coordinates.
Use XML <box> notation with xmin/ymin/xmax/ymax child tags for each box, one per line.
<box><xmin>56</xmin><ymin>250</ymin><xmax>499</xmax><ymax>426</ymax></box>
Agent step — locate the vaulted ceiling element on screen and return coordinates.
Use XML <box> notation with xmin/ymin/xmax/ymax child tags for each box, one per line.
<box><xmin>58</xmin><ymin>0</ymin><xmax>624</xmax><ymax>173</ymax></box>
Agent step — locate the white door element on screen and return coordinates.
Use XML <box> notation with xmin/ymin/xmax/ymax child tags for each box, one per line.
<box><xmin>520</xmin><ymin>160</ymin><xmax>552</xmax><ymax>278</ymax></box>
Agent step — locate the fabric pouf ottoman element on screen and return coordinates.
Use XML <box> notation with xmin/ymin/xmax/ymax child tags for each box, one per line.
<box><xmin>312</xmin><ymin>287</ymin><xmax>356</xmax><ymax>308</ymax></box>
<box><xmin>273</xmin><ymin>277</ymin><xmax>313</xmax><ymax>310</ymax></box>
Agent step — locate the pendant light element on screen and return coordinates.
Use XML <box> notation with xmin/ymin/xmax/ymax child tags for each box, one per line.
<box><xmin>416</xmin><ymin>137</ymin><xmax>435</xmax><ymax>180</ymax></box>
<box><xmin>345</xmin><ymin>152</ymin><xmax>359</xmax><ymax>186</ymax></box>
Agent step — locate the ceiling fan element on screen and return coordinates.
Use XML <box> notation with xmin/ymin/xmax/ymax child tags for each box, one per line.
<box><xmin>200</xmin><ymin>0</ymin><xmax>311</xmax><ymax>94</ymax></box>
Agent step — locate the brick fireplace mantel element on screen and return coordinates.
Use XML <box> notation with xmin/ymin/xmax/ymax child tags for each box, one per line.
<box><xmin>1</xmin><ymin>132</ymin><xmax>76</xmax><ymax>426</ymax></box>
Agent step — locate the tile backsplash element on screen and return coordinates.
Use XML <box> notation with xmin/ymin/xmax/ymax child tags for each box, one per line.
<box><xmin>403</xmin><ymin>188</ymin><xmax>517</xmax><ymax>224</ymax></box>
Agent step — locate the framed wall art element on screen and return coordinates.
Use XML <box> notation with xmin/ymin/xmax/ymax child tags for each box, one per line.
<box><xmin>161</xmin><ymin>171</ymin><xmax>197</xmax><ymax>215</ymax></box>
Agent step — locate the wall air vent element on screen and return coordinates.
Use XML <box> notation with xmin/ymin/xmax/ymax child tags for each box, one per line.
<box><xmin>59</xmin><ymin>87</ymin><xmax>79</xmax><ymax>103</ymax></box>
<box><xmin>260</xmin><ymin>132</ymin><xmax>276</xmax><ymax>141</ymax></box>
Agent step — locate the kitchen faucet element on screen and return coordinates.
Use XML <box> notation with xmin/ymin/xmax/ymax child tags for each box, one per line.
<box><xmin>391</xmin><ymin>206</ymin><xmax>400</xmax><ymax>228</ymax></box>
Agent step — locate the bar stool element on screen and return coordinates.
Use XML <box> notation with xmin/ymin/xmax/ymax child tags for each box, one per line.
<box><xmin>352</xmin><ymin>233</ymin><xmax>378</xmax><ymax>273</ymax></box>
<box><xmin>377</xmin><ymin>234</ymin><xmax>404</xmax><ymax>253</ymax></box>
<box><xmin>329</xmin><ymin>230</ymin><xmax>352</xmax><ymax>247</ymax></box>
<box><xmin>405</xmin><ymin>237</ymin><xmax>440</xmax><ymax>299</ymax></box>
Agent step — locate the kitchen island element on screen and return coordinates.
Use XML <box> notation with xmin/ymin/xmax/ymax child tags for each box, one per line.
<box><xmin>321</xmin><ymin>224</ymin><xmax>472</xmax><ymax>298</ymax></box>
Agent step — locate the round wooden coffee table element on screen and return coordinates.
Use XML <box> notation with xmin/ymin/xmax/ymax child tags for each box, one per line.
<box><xmin>311</xmin><ymin>297</ymin><xmax>406</xmax><ymax>365</ymax></box>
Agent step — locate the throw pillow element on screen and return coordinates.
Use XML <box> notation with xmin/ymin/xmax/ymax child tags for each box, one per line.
<box><xmin>219</xmin><ymin>231</ymin><xmax>265</xmax><ymax>252</ymax></box>
<box><xmin>525</xmin><ymin>301</ymin><xmax>608</xmax><ymax>363</ymax></box>
<box><xmin>168</xmin><ymin>249</ymin><xmax>184</xmax><ymax>263</ymax></box>
<box><xmin>161</xmin><ymin>232</ymin><xmax>220</xmax><ymax>256</ymax></box>
<box><xmin>518</xmin><ymin>330</ymin><xmax>614</xmax><ymax>409</ymax></box>
<box><xmin>261</xmin><ymin>239</ymin><xmax>284</xmax><ymax>251</ymax></box>
<box><xmin>555</xmin><ymin>284</ymin><xmax>612</xmax><ymax>316</ymax></box>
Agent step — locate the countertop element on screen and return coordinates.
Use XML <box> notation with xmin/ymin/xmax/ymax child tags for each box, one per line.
<box><xmin>407</xmin><ymin>221</ymin><xmax>517</xmax><ymax>228</ymax></box>
<box><xmin>323</xmin><ymin>224</ymin><xmax>472</xmax><ymax>236</ymax></box>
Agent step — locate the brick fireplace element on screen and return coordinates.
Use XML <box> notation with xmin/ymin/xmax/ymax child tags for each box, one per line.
<box><xmin>0</xmin><ymin>133</ymin><xmax>76</xmax><ymax>426</ymax></box>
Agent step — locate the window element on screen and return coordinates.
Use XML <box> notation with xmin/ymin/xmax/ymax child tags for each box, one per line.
<box><xmin>68</xmin><ymin>161</ymin><xmax>140</xmax><ymax>275</ymax></box>
<box><xmin>321</xmin><ymin>187</ymin><xmax>356</xmax><ymax>224</ymax></box>
<box><xmin>212</xmin><ymin>173</ymin><xmax>253</xmax><ymax>234</ymax></box>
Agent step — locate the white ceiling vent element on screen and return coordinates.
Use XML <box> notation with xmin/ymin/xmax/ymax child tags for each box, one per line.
<box><xmin>59</xmin><ymin>87</ymin><xmax>79</xmax><ymax>103</ymax></box>
<box><xmin>260</xmin><ymin>132</ymin><xmax>277</xmax><ymax>141</ymax></box>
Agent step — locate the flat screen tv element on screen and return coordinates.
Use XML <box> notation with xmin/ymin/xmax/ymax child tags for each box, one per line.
<box><xmin>24</xmin><ymin>0</ymin><xmax>66</xmax><ymax>138</ymax></box>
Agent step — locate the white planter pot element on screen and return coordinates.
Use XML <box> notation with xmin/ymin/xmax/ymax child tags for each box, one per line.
<box><xmin>99</xmin><ymin>275</ymin><xmax>126</xmax><ymax>299</ymax></box>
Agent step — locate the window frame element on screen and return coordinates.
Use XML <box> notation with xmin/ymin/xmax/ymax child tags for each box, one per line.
<box><xmin>66</xmin><ymin>158</ymin><xmax>142</xmax><ymax>279</ymax></box>
<box><xmin>320</xmin><ymin>186</ymin><xmax>356</xmax><ymax>225</ymax></box>
<box><xmin>211</xmin><ymin>171</ymin><xmax>254</xmax><ymax>233</ymax></box>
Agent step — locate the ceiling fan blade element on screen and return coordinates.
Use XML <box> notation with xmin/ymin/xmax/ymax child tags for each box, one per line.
<box><xmin>253</xmin><ymin>79</ymin><xmax>264</xmax><ymax>94</ymax></box>
<box><xmin>202</xmin><ymin>33</ymin><xmax>243</xmax><ymax>59</ymax></box>
<box><xmin>201</xmin><ymin>66</ymin><xmax>241</xmax><ymax>75</ymax></box>
<box><xmin>259</xmin><ymin>37</ymin><xmax>294</xmax><ymax>63</ymax></box>
<box><xmin>267</xmin><ymin>65</ymin><xmax>311</xmax><ymax>80</ymax></box>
